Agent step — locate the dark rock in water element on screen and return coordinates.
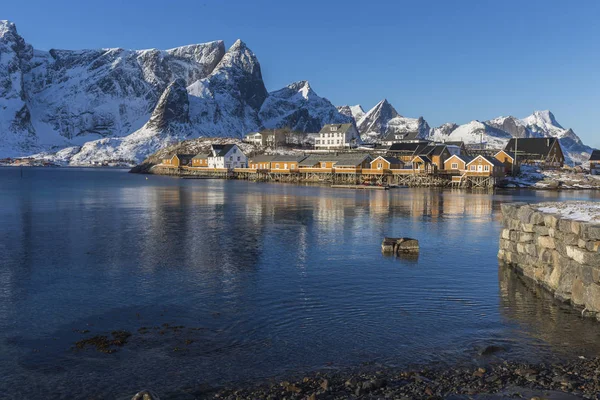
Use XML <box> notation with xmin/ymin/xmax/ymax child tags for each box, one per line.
<box><xmin>382</xmin><ymin>237</ymin><xmax>420</xmax><ymax>255</ymax></box>
<box><xmin>131</xmin><ymin>390</ymin><xmax>160</xmax><ymax>400</ymax></box>
<box><xmin>479</xmin><ymin>345</ymin><xmax>506</xmax><ymax>356</ymax></box>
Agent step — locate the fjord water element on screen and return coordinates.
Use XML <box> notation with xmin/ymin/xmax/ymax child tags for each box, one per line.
<box><xmin>2</xmin><ymin>168</ymin><xmax>600</xmax><ymax>398</ymax></box>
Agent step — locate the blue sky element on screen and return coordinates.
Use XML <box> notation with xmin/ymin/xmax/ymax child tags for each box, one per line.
<box><xmin>4</xmin><ymin>0</ymin><xmax>600</xmax><ymax>146</ymax></box>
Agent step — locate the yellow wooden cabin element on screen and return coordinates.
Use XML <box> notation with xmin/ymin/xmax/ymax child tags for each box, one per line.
<box><xmin>191</xmin><ymin>152</ymin><xmax>210</xmax><ymax>167</ymax></box>
<box><xmin>465</xmin><ymin>155</ymin><xmax>505</xmax><ymax>177</ymax></box>
<box><xmin>162</xmin><ymin>154</ymin><xmax>194</xmax><ymax>167</ymax></box>
<box><xmin>443</xmin><ymin>154</ymin><xmax>473</xmax><ymax>173</ymax></box>
<box><xmin>370</xmin><ymin>156</ymin><xmax>404</xmax><ymax>171</ymax></box>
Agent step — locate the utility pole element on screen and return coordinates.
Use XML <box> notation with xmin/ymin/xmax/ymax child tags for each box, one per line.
<box><xmin>512</xmin><ymin>137</ymin><xmax>518</xmax><ymax>176</ymax></box>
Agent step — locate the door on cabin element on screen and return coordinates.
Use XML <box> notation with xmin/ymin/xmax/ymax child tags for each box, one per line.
<box><xmin>477</xmin><ymin>165</ymin><xmax>483</xmax><ymax>172</ymax></box>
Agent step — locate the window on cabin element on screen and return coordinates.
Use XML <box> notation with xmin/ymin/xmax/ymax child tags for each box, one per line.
<box><xmin>377</xmin><ymin>162</ymin><xmax>382</xmax><ymax>169</ymax></box>
<box><xmin>233</xmin><ymin>148</ymin><xmax>237</xmax><ymax>153</ymax></box>
<box><xmin>237</xmin><ymin>157</ymin><xmax>240</xmax><ymax>161</ymax></box>
<box><xmin>451</xmin><ymin>163</ymin><xmax>458</xmax><ymax>169</ymax></box>
<box><xmin>470</xmin><ymin>165</ymin><xmax>476</xmax><ymax>171</ymax></box>
<box><xmin>275</xmin><ymin>163</ymin><xmax>280</xmax><ymax>169</ymax></box>
<box><xmin>484</xmin><ymin>165</ymin><xmax>490</xmax><ymax>171</ymax></box>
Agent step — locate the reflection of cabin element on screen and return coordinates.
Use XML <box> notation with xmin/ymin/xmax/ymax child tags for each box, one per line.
<box><xmin>465</xmin><ymin>155</ymin><xmax>504</xmax><ymax>177</ymax></box>
<box><xmin>270</xmin><ymin>155</ymin><xmax>307</xmax><ymax>172</ymax></box>
<box><xmin>443</xmin><ymin>154</ymin><xmax>473</xmax><ymax>172</ymax></box>
<box><xmin>370</xmin><ymin>156</ymin><xmax>404</xmax><ymax>170</ymax></box>
<box><xmin>248</xmin><ymin>155</ymin><xmax>274</xmax><ymax>170</ymax></box>
<box><xmin>504</xmin><ymin>138</ymin><xmax>564</xmax><ymax>168</ymax></box>
<box><xmin>208</xmin><ymin>144</ymin><xmax>248</xmax><ymax>169</ymax></box>
<box><xmin>590</xmin><ymin>150</ymin><xmax>600</xmax><ymax>175</ymax></box>
<box><xmin>162</xmin><ymin>154</ymin><xmax>194</xmax><ymax>167</ymax></box>
<box><xmin>494</xmin><ymin>150</ymin><xmax>518</xmax><ymax>175</ymax></box>
<box><xmin>192</xmin><ymin>153</ymin><xmax>210</xmax><ymax>167</ymax></box>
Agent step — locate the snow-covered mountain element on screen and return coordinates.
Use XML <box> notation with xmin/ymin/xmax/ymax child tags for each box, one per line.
<box><xmin>356</xmin><ymin>99</ymin><xmax>431</xmax><ymax>143</ymax></box>
<box><xmin>430</xmin><ymin>111</ymin><xmax>593</xmax><ymax>165</ymax></box>
<box><xmin>0</xmin><ymin>20</ymin><xmax>350</xmax><ymax>163</ymax></box>
<box><xmin>259</xmin><ymin>81</ymin><xmax>352</xmax><ymax>132</ymax></box>
<box><xmin>337</xmin><ymin>105</ymin><xmax>365</xmax><ymax>122</ymax></box>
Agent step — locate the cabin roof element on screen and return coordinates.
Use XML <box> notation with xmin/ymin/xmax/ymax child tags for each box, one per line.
<box><xmin>495</xmin><ymin>150</ymin><xmax>516</xmax><ymax>160</ymax></box>
<box><xmin>270</xmin><ymin>155</ymin><xmax>308</xmax><ymax>162</ymax></box>
<box><xmin>298</xmin><ymin>153</ymin><xmax>371</xmax><ymax>167</ymax></box>
<box><xmin>467</xmin><ymin>155</ymin><xmax>504</xmax><ymax>167</ymax></box>
<box><xmin>417</xmin><ymin>144</ymin><xmax>448</xmax><ymax>156</ymax></box>
<box><xmin>446</xmin><ymin>154</ymin><xmax>474</xmax><ymax>164</ymax></box>
<box><xmin>589</xmin><ymin>150</ymin><xmax>600</xmax><ymax>161</ymax></box>
<box><xmin>504</xmin><ymin>138</ymin><xmax>560</xmax><ymax>159</ymax></box>
<box><xmin>192</xmin><ymin>152</ymin><xmax>210</xmax><ymax>160</ymax></box>
<box><xmin>211</xmin><ymin>144</ymin><xmax>237</xmax><ymax>157</ymax></box>
<box><xmin>318</xmin><ymin>123</ymin><xmax>355</xmax><ymax>134</ymax></box>
<box><xmin>249</xmin><ymin>155</ymin><xmax>275</xmax><ymax>163</ymax></box>
<box><xmin>413</xmin><ymin>155</ymin><xmax>432</xmax><ymax>163</ymax></box>
<box><xmin>372</xmin><ymin>155</ymin><xmax>403</xmax><ymax>164</ymax></box>
<box><xmin>444</xmin><ymin>141</ymin><xmax>465</xmax><ymax>147</ymax></box>
<box><xmin>388</xmin><ymin>141</ymin><xmax>431</xmax><ymax>152</ymax></box>
<box><xmin>174</xmin><ymin>153</ymin><xmax>195</xmax><ymax>159</ymax></box>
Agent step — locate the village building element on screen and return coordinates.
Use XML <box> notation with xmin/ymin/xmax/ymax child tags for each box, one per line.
<box><xmin>315</xmin><ymin>123</ymin><xmax>360</xmax><ymax>150</ymax></box>
<box><xmin>270</xmin><ymin>155</ymin><xmax>308</xmax><ymax>172</ymax></box>
<box><xmin>416</xmin><ymin>144</ymin><xmax>452</xmax><ymax>171</ymax></box>
<box><xmin>380</xmin><ymin>131</ymin><xmax>423</xmax><ymax>146</ymax></box>
<box><xmin>443</xmin><ymin>154</ymin><xmax>474</xmax><ymax>172</ymax></box>
<box><xmin>208</xmin><ymin>144</ymin><xmax>248</xmax><ymax>169</ymax></box>
<box><xmin>370</xmin><ymin>156</ymin><xmax>404</xmax><ymax>171</ymax></box>
<box><xmin>386</xmin><ymin>141</ymin><xmax>432</xmax><ymax>163</ymax></box>
<box><xmin>244</xmin><ymin>131</ymin><xmax>286</xmax><ymax>147</ymax></box>
<box><xmin>465</xmin><ymin>155</ymin><xmax>505</xmax><ymax>177</ymax></box>
<box><xmin>162</xmin><ymin>154</ymin><xmax>194</xmax><ymax>167</ymax></box>
<box><xmin>331</xmin><ymin>154</ymin><xmax>373</xmax><ymax>172</ymax></box>
<box><xmin>503</xmin><ymin>138</ymin><xmax>565</xmax><ymax>168</ymax></box>
<box><xmin>411</xmin><ymin>155</ymin><xmax>434</xmax><ymax>173</ymax></box>
<box><xmin>443</xmin><ymin>141</ymin><xmax>468</xmax><ymax>156</ymax></box>
<box><xmin>589</xmin><ymin>150</ymin><xmax>600</xmax><ymax>175</ymax></box>
<box><xmin>248</xmin><ymin>155</ymin><xmax>275</xmax><ymax>170</ymax></box>
<box><xmin>191</xmin><ymin>152</ymin><xmax>210</xmax><ymax>167</ymax></box>
<box><xmin>494</xmin><ymin>150</ymin><xmax>518</xmax><ymax>175</ymax></box>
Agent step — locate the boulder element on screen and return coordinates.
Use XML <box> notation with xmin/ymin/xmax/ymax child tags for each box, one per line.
<box><xmin>132</xmin><ymin>390</ymin><xmax>160</xmax><ymax>400</ymax></box>
<box><xmin>382</xmin><ymin>237</ymin><xmax>419</xmax><ymax>255</ymax></box>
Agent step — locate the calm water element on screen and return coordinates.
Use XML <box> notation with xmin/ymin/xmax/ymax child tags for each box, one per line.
<box><xmin>2</xmin><ymin>167</ymin><xmax>600</xmax><ymax>399</ymax></box>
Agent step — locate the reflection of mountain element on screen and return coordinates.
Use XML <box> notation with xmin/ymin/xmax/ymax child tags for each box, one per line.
<box><xmin>498</xmin><ymin>264</ymin><xmax>600</xmax><ymax>356</ymax></box>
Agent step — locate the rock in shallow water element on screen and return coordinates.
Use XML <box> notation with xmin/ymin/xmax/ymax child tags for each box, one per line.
<box><xmin>131</xmin><ymin>389</ymin><xmax>159</xmax><ymax>400</ymax></box>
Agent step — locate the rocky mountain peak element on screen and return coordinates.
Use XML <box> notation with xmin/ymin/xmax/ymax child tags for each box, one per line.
<box><xmin>146</xmin><ymin>79</ymin><xmax>190</xmax><ymax>130</ymax></box>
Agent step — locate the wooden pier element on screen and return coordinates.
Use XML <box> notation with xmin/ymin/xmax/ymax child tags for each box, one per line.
<box><xmin>149</xmin><ymin>165</ymin><xmax>500</xmax><ymax>188</ymax></box>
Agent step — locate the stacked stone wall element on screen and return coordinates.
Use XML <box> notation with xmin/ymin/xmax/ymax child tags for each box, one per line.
<box><xmin>499</xmin><ymin>202</ymin><xmax>600</xmax><ymax>319</ymax></box>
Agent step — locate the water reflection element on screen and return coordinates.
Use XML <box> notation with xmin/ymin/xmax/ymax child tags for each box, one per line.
<box><xmin>498</xmin><ymin>264</ymin><xmax>600</xmax><ymax>357</ymax></box>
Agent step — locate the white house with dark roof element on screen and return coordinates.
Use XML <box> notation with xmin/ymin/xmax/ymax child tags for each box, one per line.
<box><xmin>315</xmin><ymin>123</ymin><xmax>360</xmax><ymax>150</ymax></box>
<box><xmin>208</xmin><ymin>144</ymin><xmax>247</xmax><ymax>169</ymax></box>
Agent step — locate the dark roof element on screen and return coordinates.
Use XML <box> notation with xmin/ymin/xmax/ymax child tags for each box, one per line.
<box><xmin>413</xmin><ymin>155</ymin><xmax>432</xmax><ymax>163</ymax></box>
<box><xmin>467</xmin><ymin>155</ymin><xmax>504</xmax><ymax>167</ymax></box>
<box><xmin>388</xmin><ymin>141</ymin><xmax>430</xmax><ymax>152</ymax></box>
<box><xmin>270</xmin><ymin>155</ymin><xmax>308</xmax><ymax>162</ymax></box>
<box><xmin>417</xmin><ymin>144</ymin><xmax>448</xmax><ymax>157</ymax></box>
<box><xmin>590</xmin><ymin>150</ymin><xmax>600</xmax><ymax>161</ymax></box>
<box><xmin>504</xmin><ymin>138</ymin><xmax>560</xmax><ymax>159</ymax></box>
<box><xmin>249</xmin><ymin>155</ymin><xmax>275</xmax><ymax>163</ymax></box>
<box><xmin>211</xmin><ymin>144</ymin><xmax>237</xmax><ymax>157</ymax></box>
<box><xmin>447</xmin><ymin>154</ymin><xmax>474</xmax><ymax>164</ymax></box>
<box><xmin>373</xmin><ymin>156</ymin><xmax>403</xmax><ymax>164</ymax></box>
<box><xmin>318</xmin><ymin>123</ymin><xmax>355</xmax><ymax>134</ymax></box>
<box><xmin>175</xmin><ymin>153</ymin><xmax>195</xmax><ymax>160</ymax></box>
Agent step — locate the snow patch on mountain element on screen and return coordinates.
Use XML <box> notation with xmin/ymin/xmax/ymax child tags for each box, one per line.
<box><xmin>259</xmin><ymin>81</ymin><xmax>352</xmax><ymax>132</ymax></box>
<box><xmin>337</xmin><ymin>104</ymin><xmax>365</xmax><ymax>122</ymax></box>
<box><xmin>358</xmin><ymin>99</ymin><xmax>430</xmax><ymax>143</ymax></box>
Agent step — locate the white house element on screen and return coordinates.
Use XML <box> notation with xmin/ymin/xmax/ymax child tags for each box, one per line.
<box><xmin>243</xmin><ymin>131</ymin><xmax>285</xmax><ymax>147</ymax></box>
<box><xmin>208</xmin><ymin>144</ymin><xmax>248</xmax><ymax>169</ymax></box>
<box><xmin>315</xmin><ymin>123</ymin><xmax>360</xmax><ymax>150</ymax></box>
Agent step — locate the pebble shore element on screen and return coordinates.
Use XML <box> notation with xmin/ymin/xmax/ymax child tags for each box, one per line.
<box><xmin>204</xmin><ymin>357</ymin><xmax>600</xmax><ymax>399</ymax></box>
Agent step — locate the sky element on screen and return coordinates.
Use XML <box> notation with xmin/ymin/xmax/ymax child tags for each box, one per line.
<box><xmin>4</xmin><ymin>0</ymin><xmax>600</xmax><ymax>146</ymax></box>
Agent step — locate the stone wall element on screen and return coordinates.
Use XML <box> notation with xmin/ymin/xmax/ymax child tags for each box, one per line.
<box><xmin>498</xmin><ymin>202</ymin><xmax>600</xmax><ymax>320</ymax></box>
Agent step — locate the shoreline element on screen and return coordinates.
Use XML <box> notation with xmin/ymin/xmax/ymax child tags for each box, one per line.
<box><xmin>190</xmin><ymin>356</ymin><xmax>599</xmax><ymax>399</ymax></box>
